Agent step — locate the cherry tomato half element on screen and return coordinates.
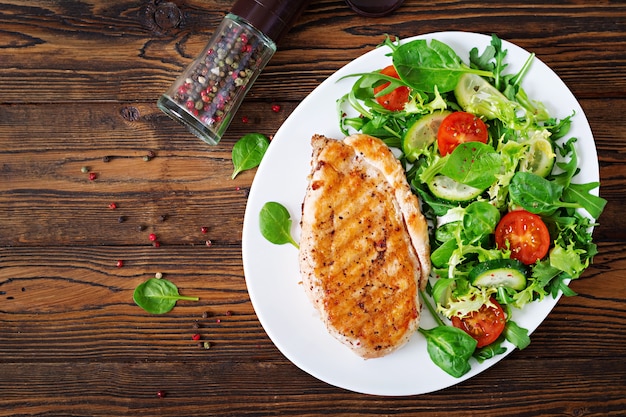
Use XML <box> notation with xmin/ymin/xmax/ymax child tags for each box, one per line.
<box><xmin>495</xmin><ymin>210</ymin><xmax>551</xmax><ymax>265</ymax></box>
<box><xmin>437</xmin><ymin>111</ymin><xmax>489</xmax><ymax>156</ymax></box>
<box><xmin>451</xmin><ymin>298</ymin><xmax>506</xmax><ymax>348</ymax></box>
<box><xmin>373</xmin><ymin>65</ymin><xmax>410</xmax><ymax>111</ymax></box>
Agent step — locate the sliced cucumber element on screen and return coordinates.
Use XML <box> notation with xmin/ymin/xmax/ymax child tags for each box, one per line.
<box><xmin>469</xmin><ymin>259</ymin><xmax>528</xmax><ymax>290</ymax></box>
<box><xmin>519</xmin><ymin>137</ymin><xmax>556</xmax><ymax>178</ymax></box>
<box><xmin>454</xmin><ymin>73</ymin><xmax>511</xmax><ymax>120</ymax></box>
<box><xmin>402</xmin><ymin>110</ymin><xmax>451</xmax><ymax>161</ymax></box>
<box><xmin>427</xmin><ymin>174</ymin><xmax>484</xmax><ymax>202</ymax></box>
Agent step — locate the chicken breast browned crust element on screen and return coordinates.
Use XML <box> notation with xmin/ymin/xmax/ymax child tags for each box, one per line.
<box><xmin>299</xmin><ymin>134</ymin><xmax>431</xmax><ymax>359</ymax></box>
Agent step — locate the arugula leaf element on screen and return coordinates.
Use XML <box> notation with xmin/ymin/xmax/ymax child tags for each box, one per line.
<box><xmin>561</xmin><ymin>182</ymin><xmax>607</xmax><ymax>220</ymax></box>
<box><xmin>504</xmin><ymin>320</ymin><xmax>531</xmax><ymax>350</ymax></box>
<box><xmin>474</xmin><ymin>336</ymin><xmax>507</xmax><ymax>363</ymax></box>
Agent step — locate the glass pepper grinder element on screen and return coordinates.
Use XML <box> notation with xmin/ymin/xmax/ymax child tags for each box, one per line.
<box><xmin>158</xmin><ymin>0</ymin><xmax>309</xmax><ymax>145</ymax></box>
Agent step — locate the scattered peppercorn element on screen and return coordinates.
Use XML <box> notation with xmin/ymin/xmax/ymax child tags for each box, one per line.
<box><xmin>142</xmin><ymin>155</ymin><xmax>151</xmax><ymax>162</ymax></box>
<box><xmin>116</xmin><ymin>260</ymin><xmax>124</xmax><ymax>268</ymax></box>
<box><xmin>81</xmin><ymin>166</ymin><xmax>89</xmax><ymax>173</ymax></box>
<box><xmin>149</xmin><ymin>233</ymin><xmax>157</xmax><ymax>241</ymax></box>
<box><xmin>156</xmin><ymin>390</ymin><xmax>166</xmax><ymax>398</ymax></box>
<box><xmin>153</xmin><ymin>241</ymin><xmax>161</xmax><ymax>248</ymax></box>
<box><xmin>202</xmin><ymin>311</ymin><xmax>209</xmax><ymax>319</ymax></box>
<box><xmin>241</xmin><ymin>115</ymin><xmax>249</xmax><ymax>123</ymax></box>
<box><xmin>192</xmin><ymin>333</ymin><xmax>201</xmax><ymax>341</ymax></box>
<box><xmin>117</xmin><ymin>216</ymin><xmax>126</xmax><ymax>223</ymax></box>
<box><xmin>159</xmin><ymin>214</ymin><xmax>168</xmax><ymax>222</ymax></box>
<box><xmin>271</xmin><ymin>104</ymin><xmax>281</xmax><ymax>113</ymax></box>
<box><xmin>226</xmin><ymin>310</ymin><xmax>232</xmax><ymax>316</ymax></box>
<box><xmin>216</xmin><ymin>318</ymin><xmax>221</xmax><ymax>324</ymax></box>
<box><xmin>108</xmin><ymin>202</ymin><xmax>117</xmax><ymax>210</ymax></box>
<box><xmin>205</xmin><ymin>240</ymin><xmax>213</xmax><ymax>247</ymax></box>
<box><xmin>88</xmin><ymin>172</ymin><xmax>97</xmax><ymax>181</ymax></box>
<box><xmin>203</xmin><ymin>341</ymin><xmax>212</xmax><ymax>350</ymax></box>
<box><xmin>155</xmin><ymin>272</ymin><xmax>163</xmax><ymax>279</ymax></box>
<box><xmin>102</xmin><ymin>156</ymin><xmax>111</xmax><ymax>162</ymax></box>
<box><xmin>147</xmin><ymin>150</ymin><xmax>156</xmax><ymax>158</ymax></box>
<box><xmin>137</xmin><ymin>225</ymin><xmax>147</xmax><ymax>232</ymax></box>
<box><xmin>201</xmin><ymin>226</ymin><xmax>209</xmax><ymax>234</ymax></box>
<box><xmin>193</xmin><ymin>321</ymin><xmax>200</xmax><ymax>329</ymax></box>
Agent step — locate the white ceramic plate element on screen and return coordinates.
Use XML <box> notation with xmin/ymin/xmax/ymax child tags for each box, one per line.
<box><xmin>241</xmin><ymin>31</ymin><xmax>599</xmax><ymax>396</ymax></box>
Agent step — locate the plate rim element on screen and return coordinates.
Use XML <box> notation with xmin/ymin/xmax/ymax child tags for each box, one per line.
<box><xmin>242</xmin><ymin>31</ymin><xmax>600</xmax><ymax>396</ymax></box>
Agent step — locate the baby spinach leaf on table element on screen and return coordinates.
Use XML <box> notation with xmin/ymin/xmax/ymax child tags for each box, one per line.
<box><xmin>259</xmin><ymin>202</ymin><xmax>299</xmax><ymax>249</ymax></box>
<box><xmin>392</xmin><ymin>39</ymin><xmax>493</xmax><ymax>93</ymax></box>
<box><xmin>133</xmin><ymin>278</ymin><xmax>199</xmax><ymax>314</ymax></box>
<box><xmin>231</xmin><ymin>133</ymin><xmax>270</xmax><ymax>179</ymax></box>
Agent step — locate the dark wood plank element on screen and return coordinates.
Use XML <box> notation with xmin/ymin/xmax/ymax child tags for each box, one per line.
<box><xmin>1</xmin><ymin>0</ymin><xmax>625</xmax><ymax>416</ymax></box>
<box><xmin>0</xmin><ymin>1</ymin><xmax>624</xmax><ymax>102</ymax></box>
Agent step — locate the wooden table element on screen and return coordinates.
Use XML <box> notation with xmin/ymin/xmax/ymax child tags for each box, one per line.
<box><xmin>1</xmin><ymin>1</ymin><xmax>625</xmax><ymax>415</ymax></box>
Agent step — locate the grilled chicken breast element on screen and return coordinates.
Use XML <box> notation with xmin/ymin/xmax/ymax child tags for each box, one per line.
<box><xmin>299</xmin><ymin>134</ymin><xmax>431</xmax><ymax>359</ymax></box>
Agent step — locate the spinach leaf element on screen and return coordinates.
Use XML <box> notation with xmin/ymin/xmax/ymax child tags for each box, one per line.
<box><xmin>419</xmin><ymin>326</ymin><xmax>477</xmax><ymax>378</ymax></box>
<box><xmin>231</xmin><ymin>133</ymin><xmax>270</xmax><ymax>179</ymax></box>
<box><xmin>393</xmin><ymin>39</ymin><xmax>493</xmax><ymax>93</ymax></box>
<box><xmin>259</xmin><ymin>202</ymin><xmax>299</xmax><ymax>248</ymax></box>
<box><xmin>510</xmin><ymin>171</ymin><xmax>604</xmax><ymax>218</ymax></box>
<box><xmin>441</xmin><ymin>142</ymin><xmax>502</xmax><ymax>189</ymax></box>
<box><xmin>133</xmin><ymin>278</ymin><xmax>199</xmax><ymax>314</ymax></box>
<box><xmin>462</xmin><ymin>201</ymin><xmax>500</xmax><ymax>243</ymax></box>
<box><xmin>509</xmin><ymin>171</ymin><xmax>567</xmax><ymax>215</ymax></box>
<box><xmin>418</xmin><ymin>290</ymin><xmax>477</xmax><ymax>378</ymax></box>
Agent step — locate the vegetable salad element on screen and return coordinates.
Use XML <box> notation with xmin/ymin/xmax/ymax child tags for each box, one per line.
<box><xmin>338</xmin><ymin>35</ymin><xmax>607</xmax><ymax>377</ymax></box>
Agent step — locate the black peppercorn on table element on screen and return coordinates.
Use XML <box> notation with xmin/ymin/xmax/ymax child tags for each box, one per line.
<box><xmin>0</xmin><ymin>1</ymin><xmax>625</xmax><ymax>415</ymax></box>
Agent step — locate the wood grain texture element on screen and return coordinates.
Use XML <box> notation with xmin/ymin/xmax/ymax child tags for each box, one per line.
<box><xmin>1</xmin><ymin>0</ymin><xmax>625</xmax><ymax>416</ymax></box>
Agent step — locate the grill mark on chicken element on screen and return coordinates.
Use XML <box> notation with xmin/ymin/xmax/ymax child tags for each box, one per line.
<box><xmin>299</xmin><ymin>134</ymin><xmax>431</xmax><ymax>359</ymax></box>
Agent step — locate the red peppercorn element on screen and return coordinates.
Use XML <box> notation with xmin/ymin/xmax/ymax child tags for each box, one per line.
<box><xmin>153</xmin><ymin>241</ymin><xmax>161</xmax><ymax>248</ymax></box>
<box><xmin>149</xmin><ymin>233</ymin><xmax>157</xmax><ymax>241</ymax></box>
<box><xmin>88</xmin><ymin>172</ymin><xmax>97</xmax><ymax>181</ymax></box>
<box><xmin>116</xmin><ymin>260</ymin><xmax>123</xmax><ymax>268</ymax></box>
<box><xmin>156</xmin><ymin>390</ymin><xmax>166</xmax><ymax>398</ymax></box>
<box><xmin>241</xmin><ymin>116</ymin><xmax>249</xmax><ymax>123</ymax></box>
<box><xmin>271</xmin><ymin>104</ymin><xmax>281</xmax><ymax>113</ymax></box>
<box><xmin>108</xmin><ymin>202</ymin><xmax>117</xmax><ymax>210</ymax></box>
<box><xmin>192</xmin><ymin>333</ymin><xmax>201</xmax><ymax>341</ymax></box>
<box><xmin>205</xmin><ymin>240</ymin><xmax>212</xmax><ymax>247</ymax></box>
<box><xmin>201</xmin><ymin>226</ymin><xmax>209</xmax><ymax>234</ymax></box>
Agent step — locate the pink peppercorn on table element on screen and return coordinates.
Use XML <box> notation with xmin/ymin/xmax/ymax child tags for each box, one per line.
<box><xmin>1</xmin><ymin>1</ymin><xmax>625</xmax><ymax>415</ymax></box>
